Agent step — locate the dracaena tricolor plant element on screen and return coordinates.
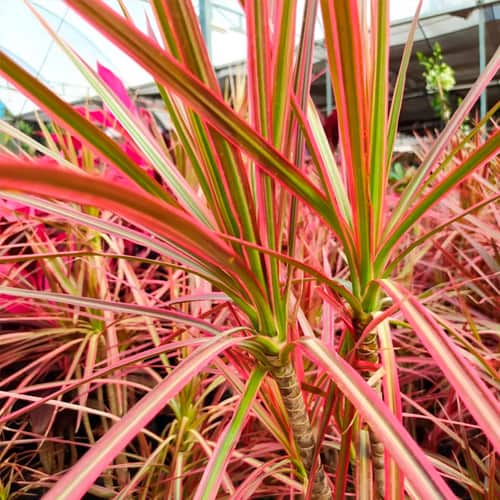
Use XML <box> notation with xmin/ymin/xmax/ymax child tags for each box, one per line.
<box><xmin>0</xmin><ymin>0</ymin><xmax>499</xmax><ymax>498</ymax></box>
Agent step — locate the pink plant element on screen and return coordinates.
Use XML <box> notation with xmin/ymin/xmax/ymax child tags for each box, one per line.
<box><xmin>0</xmin><ymin>1</ymin><xmax>498</xmax><ymax>499</ymax></box>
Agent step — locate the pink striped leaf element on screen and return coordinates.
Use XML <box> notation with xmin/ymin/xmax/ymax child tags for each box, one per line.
<box><xmin>0</xmin><ymin>336</ymin><xmax>219</xmax><ymax>427</ymax></box>
<box><xmin>42</xmin><ymin>335</ymin><xmax>243</xmax><ymax>500</ymax></box>
<box><xmin>300</xmin><ymin>336</ymin><xmax>457</xmax><ymax>499</ymax></box>
<box><xmin>379</xmin><ymin>279</ymin><xmax>500</xmax><ymax>454</ymax></box>
<box><xmin>0</xmin><ymin>52</ymin><xmax>169</xmax><ymax>203</ymax></box>
<box><xmin>0</xmin><ymin>286</ymin><xmax>224</xmax><ymax>336</ymax></box>
<box><xmin>0</xmin><ymin>159</ymin><xmax>271</xmax><ymax>322</ymax></box>
<box><xmin>62</xmin><ymin>0</ymin><xmax>334</xmax><ymax>223</ymax></box>
<box><xmin>385</xmin><ymin>46</ymin><xmax>500</xmax><ymax>235</ymax></box>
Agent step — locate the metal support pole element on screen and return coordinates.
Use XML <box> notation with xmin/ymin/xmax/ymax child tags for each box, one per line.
<box><xmin>325</xmin><ymin>64</ymin><xmax>333</xmax><ymax>115</ymax></box>
<box><xmin>199</xmin><ymin>0</ymin><xmax>212</xmax><ymax>60</ymax></box>
<box><xmin>478</xmin><ymin>1</ymin><xmax>487</xmax><ymax>118</ymax></box>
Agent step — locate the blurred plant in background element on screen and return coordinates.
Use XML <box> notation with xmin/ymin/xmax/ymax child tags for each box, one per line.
<box><xmin>417</xmin><ymin>42</ymin><xmax>456</xmax><ymax>122</ymax></box>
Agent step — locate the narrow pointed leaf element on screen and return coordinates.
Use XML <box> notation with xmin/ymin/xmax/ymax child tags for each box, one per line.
<box><xmin>62</xmin><ymin>0</ymin><xmax>334</xmax><ymax>223</ymax></box>
<box><xmin>0</xmin><ymin>286</ymin><xmax>223</xmax><ymax>336</ymax></box>
<box><xmin>306</xmin><ymin>101</ymin><xmax>352</xmax><ymax>224</ymax></box>
<box><xmin>153</xmin><ymin>0</ymin><xmax>260</xmax><ymax>251</ymax></box>
<box><xmin>270</xmin><ymin>1</ymin><xmax>296</xmax><ymax>148</ymax></box>
<box><xmin>385</xmin><ymin>47</ymin><xmax>500</xmax><ymax>235</ymax></box>
<box><xmin>320</xmin><ymin>0</ymin><xmax>372</xmax><ymax>287</ymax></box>
<box><xmin>369</xmin><ymin>0</ymin><xmax>389</xmax><ymax>243</ymax></box>
<box><xmin>0</xmin><ymin>160</ymin><xmax>271</xmax><ymax>318</ymax></box>
<box><xmin>379</xmin><ymin>279</ymin><xmax>500</xmax><ymax>453</ymax></box>
<box><xmin>377</xmin><ymin>129</ymin><xmax>500</xmax><ymax>268</ymax></box>
<box><xmin>0</xmin><ymin>119</ymin><xmax>77</xmax><ymax>170</ymax></box>
<box><xmin>385</xmin><ymin>0</ymin><xmax>422</xmax><ymax>173</ymax></box>
<box><xmin>301</xmin><ymin>337</ymin><xmax>456</xmax><ymax>499</ymax></box>
<box><xmin>42</xmin><ymin>336</ymin><xmax>243</xmax><ymax>500</ymax></box>
<box><xmin>378</xmin><ymin>318</ymin><xmax>404</xmax><ymax>499</ymax></box>
<box><xmin>194</xmin><ymin>366</ymin><xmax>267</xmax><ymax>500</ymax></box>
<box><xmin>0</xmin><ymin>52</ymin><xmax>170</xmax><ymax>203</ymax></box>
<box><xmin>384</xmin><ymin>192</ymin><xmax>500</xmax><ymax>274</ymax></box>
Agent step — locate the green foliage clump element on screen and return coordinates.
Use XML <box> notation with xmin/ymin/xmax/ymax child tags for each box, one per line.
<box><xmin>417</xmin><ymin>42</ymin><xmax>456</xmax><ymax>122</ymax></box>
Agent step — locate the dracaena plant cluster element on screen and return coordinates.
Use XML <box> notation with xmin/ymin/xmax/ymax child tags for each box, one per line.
<box><xmin>0</xmin><ymin>1</ymin><xmax>499</xmax><ymax>499</ymax></box>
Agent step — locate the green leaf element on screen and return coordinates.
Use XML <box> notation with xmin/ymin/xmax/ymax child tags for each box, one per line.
<box><xmin>377</xmin><ymin>129</ymin><xmax>500</xmax><ymax>269</ymax></box>
<box><xmin>393</xmin><ymin>5</ymin><xmax>426</xmax><ymax>151</ymax></box>
<box><xmin>368</xmin><ymin>0</ymin><xmax>389</xmax><ymax>243</ymax></box>
<box><xmin>194</xmin><ymin>367</ymin><xmax>267</xmax><ymax>500</ymax></box>
<box><xmin>320</xmin><ymin>0</ymin><xmax>372</xmax><ymax>290</ymax></box>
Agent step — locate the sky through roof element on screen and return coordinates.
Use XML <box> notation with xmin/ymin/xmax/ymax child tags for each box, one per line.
<box><xmin>0</xmin><ymin>0</ymin><xmax>487</xmax><ymax>116</ymax></box>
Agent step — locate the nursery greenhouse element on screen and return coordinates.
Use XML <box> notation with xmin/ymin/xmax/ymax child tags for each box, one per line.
<box><xmin>0</xmin><ymin>1</ymin><xmax>499</xmax><ymax>499</ymax></box>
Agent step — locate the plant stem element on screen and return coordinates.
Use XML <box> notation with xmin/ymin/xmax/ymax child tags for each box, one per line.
<box><xmin>267</xmin><ymin>356</ymin><xmax>332</xmax><ymax>499</ymax></box>
<box><xmin>354</xmin><ymin>314</ymin><xmax>385</xmax><ymax>499</ymax></box>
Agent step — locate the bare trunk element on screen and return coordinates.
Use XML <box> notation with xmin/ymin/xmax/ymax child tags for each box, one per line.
<box><xmin>268</xmin><ymin>357</ymin><xmax>332</xmax><ymax>499</ymax></box>
<box><xmin>354</xmin><ymin>316</ymin><xmax>385</xmax><ymax>499</ymax></box>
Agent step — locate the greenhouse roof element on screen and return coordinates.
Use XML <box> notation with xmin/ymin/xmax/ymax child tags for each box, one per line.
<box><xmin>1</xmin><ymin>0</ymin><xmax>498</xmax><ymax>125</ymax></box>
